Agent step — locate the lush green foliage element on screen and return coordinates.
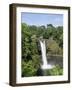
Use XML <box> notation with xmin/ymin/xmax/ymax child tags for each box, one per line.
<box><xmin>22</xmin><ymin>61</ymin><xmax>37</xmax><ymax>77</ymax></box>
<box><xmin>46</xmin><ymin>65</ymin><xmax>63</xmax><ymax>76</ymax></box>
<box><xmin>21</xmin><ymin>23</ymin><xmax>63</xmax><ymax>77</ymax></box>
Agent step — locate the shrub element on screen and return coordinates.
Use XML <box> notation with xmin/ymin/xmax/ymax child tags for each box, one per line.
<box><xmin>22</xmin><ymin>60</ymin><xmax>37</xmax><ymax>77</ymax></box>
<box><xmin>46</xmin><ymin>65</ymin><xmax>63</xmax><ymax>76</ymax></box>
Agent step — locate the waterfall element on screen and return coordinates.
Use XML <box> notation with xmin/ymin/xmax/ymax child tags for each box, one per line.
<box><xmin>40</xmin><ymin>39</ymin><xmax>53</xmax><ymax>69</ymax></box>
<box><xmin>40</xmin><ymin>40</ymin><xmax>48</xmax><ymax>66</ymax></box>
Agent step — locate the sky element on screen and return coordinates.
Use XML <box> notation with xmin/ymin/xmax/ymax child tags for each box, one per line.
<box><xmin>21</xmin><ymin>12</ymin><xmax>63</xmax><ymax>27</ymax></box>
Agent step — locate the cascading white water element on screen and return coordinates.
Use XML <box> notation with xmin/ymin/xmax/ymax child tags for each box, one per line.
<box><xmin>40</xmin><ymin>40</ymin><xmax>53</xmax><ymax>69</ymax></box>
